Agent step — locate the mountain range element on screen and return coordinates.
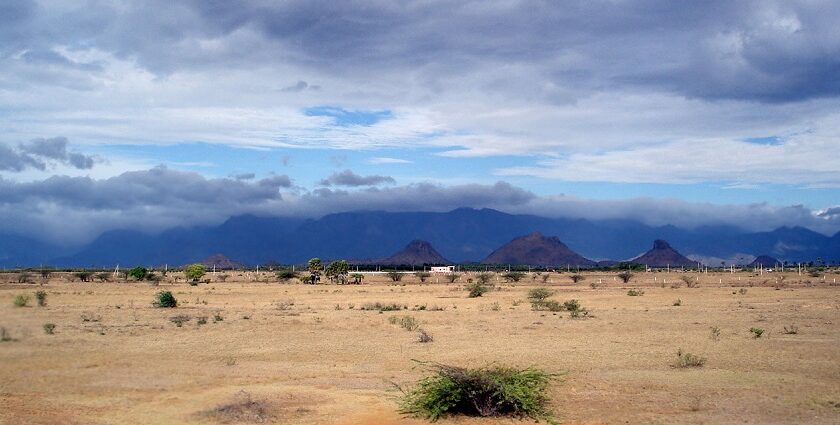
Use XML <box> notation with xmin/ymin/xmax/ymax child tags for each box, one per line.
<box><xmin>1</xmin><ymin>208</ymin><xmax>838</xmax><ymax>268</ymax></box>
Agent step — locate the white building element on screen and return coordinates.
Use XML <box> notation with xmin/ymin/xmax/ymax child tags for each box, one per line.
<box><xmin>430</xmin><ymin>266</ymin><xmax>455</xmax><ymax>273</ymax></box>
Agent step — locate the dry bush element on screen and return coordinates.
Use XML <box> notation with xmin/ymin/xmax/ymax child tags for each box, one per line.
<box><xmin>200</xmin><ymin>391</ymin><xmax>273</xmax><ymax>423</ymax></box>
<box><xmin>672</xmin><ymin>349</ymin><xmax>706</xmax><ymax>368</ymax></box>
<box><xmin>417</xmin><ymin>329</ymin><xmax>434</xmax><ymax>343</ymax></box>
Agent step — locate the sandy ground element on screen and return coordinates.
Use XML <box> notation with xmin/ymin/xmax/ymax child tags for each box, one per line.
<box><xmin>1</xmin><ymin>270</ymin><xmax>840</xmax><ymax>424</ymax></box>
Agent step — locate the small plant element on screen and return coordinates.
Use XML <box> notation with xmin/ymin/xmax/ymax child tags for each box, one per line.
<box><xmin>709</xmin><ymin>326</ymin><xmax>721</xmax><ymax>341</ymax></box>
<box><xmin>563</xmin><ymin>299</ymin><xmax>589</xmax><ymax>318</ymax></box>
<box><xmin>170</xmin><ymin>315</ymin><xmax>191</xmax><ymax>327</ymax></box>
<box><xmin>750</xmin><ymin>327</ymin><xmax>765</xmax><ymax>338</ymax></box>
<box><xmin>81</xmin><ymin>311</ymin><xmax>101</xmax><ymax>322</ymax></box>
<box><xmin>490</xmin><ymin>302</ymin><xmax>501</xmax><ymax>311</ymax></box>
<box><xmin>197</xmin><ymin>316</ymin><xmax>208</xmax><ymax>325</ymax></box>
<box><xmin>276</xmin><ymin>270</ymin><xmax>297</xmax><ymax>282</ymax></box>
<box><xmin>399</xmin><ymin>362</ymin><xmax>557</xmax><ymax>422</ymax></box>
<box><xmin>527</xmin><ymin>287</ymin><xmax>555</xmax><ymax>303</ymax></box>
<box><xmin>128</xmin><ymin>266</ymin><xmax>148</xmax><ymax>281</ymax></box>
<box><xmin>386</xmin><ymin>270</ymin><xmax>404</xmax><ymax>282</ymax></box>
<box><xmin>13</xmin><ymin>294</ymin><xmax>30</xmax><ymax>307</ymax></box>
<box><xmin>389</xmin><ymin>315</ymin><xmax>420</xmax><ymax>331</ymax></box>
<box><xmin>466</xmin><ymin>282</ymin><xmax>489</xmax><ymax>298</ymax></box>
<box><xmin>569</xmin><ymin>274</ymin><xmax>585</xmax><ymax>283</ymax></box>
<box><xmin>738</xmin><ymin>288</ymin><xmax>748</xmax><ymax>295</ymax></box>
<box><xmin>627</xmin><ymin>288</ymin><xmax>645</xmax><ymax>296</ymax></box>
<box><xmin>617</xmin><ymin>271</ymin><xmax>634</xmax><ymax>283</ymax></box>
<box><xmin>35</xmin><ymin>290</ymin><xmax>48</xmax><ymax>307</ymax></box>
<box><xmin>184</xmin><ymin>263</ymin><xmax>207</xmax><ymax>283</ymax></box>
<box><xmin>502</xmin><ymin>271</ymin><xmax>525</xmax><ymax>283</ymax></box>
<box><xmin>541</xmin><ymin>274</ymin><xmax>550</xmax><ymax>283</ymax></box>
<box><xmin>673</xmin><ymin>299</ymin><xmax>682</xmax><ymax>306</ymax></box>
<box><xmin>415</xmin><ymin>272</ymin><xmax>431</xmax><ymax>282</ymax></box>
<box><xmin>672</xmin><ymin>348</ymin><xmax>706</xmax><ymax>368</ymax></box>
<box><xmin>17</xmin><ymin>272</ymin><xmax>32</xmax><ymax>283</ymax></box>
<box><xmin>445</xmin><ymin>273</ymin><xmax>460</xmax><ymax>283</ymax></box>
<box><xmin>417</xmin><ymin>329</ymin><xmax>434</xmax><ymax>343</ymax></box>
<box><xmin>0</xmin><ymin>327</ymin><xmax>13</xmax><ymax>342</ymax></box>
<box><xmin>43</xmin><ymin>323</ymin><xmax>56</xmax><ymax>334</ymax></box>
<box><xmin>783</xmin><ymin>325</ymin><xmax>799</xmax><ymax>335</ymax></box>
<box><xmin>213</xmin><ymin>312</ymin><xmax>224</xmax><ymax>322</ymax></box>
<box><xmin>153</xmin><ymin>291</ymin><xmax>178</xmax><ymax>308</ymax></box>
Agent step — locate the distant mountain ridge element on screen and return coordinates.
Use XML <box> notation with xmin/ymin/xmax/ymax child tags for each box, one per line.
<box><xmin>1</xmin><ymin>208</ymin><xmax>838</xmax><ymax>267</ymax></box>
<box><xmin>631</xmin><ymin>240</ymin><xmax>696</xmax><ymax>267</ymax></box>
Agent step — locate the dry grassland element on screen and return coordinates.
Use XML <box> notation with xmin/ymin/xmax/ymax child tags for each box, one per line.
<box><xmin>2</xmin><ymin>271</ymin><xmax>839</xmax><ymax>424</ymax></box>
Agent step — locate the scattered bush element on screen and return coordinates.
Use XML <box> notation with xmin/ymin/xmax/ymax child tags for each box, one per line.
<box><xmin>466</xmin><ymin>282</ymin><xmax>489</xmax><ymax>298</ymax></box>
<box><xmin>95</xmin><ymin>272</ymin><xmax>111</xmax><ymax>282</ymax></box>
<box><xmin>35</xmin><ymin>290</ymin><xmax>47</xmax><ymax>307</ymax></box>
<box><xmin>527</xmin><ymin>287</ymin><xmax>555</xmax><ymax>302</ymax></box>
<box><xmin>627</xmin><ymin>288</ymin><xmax>645</xmax><ymax>296</ymax></box>
<box><xmin>43</xmin><ymin>323</ymin><xmax>56</xmax><ymax>335</ymax></box>
<box><xmin>153</xmin><ymin>291</ymin><xmax>178</xmax><ymax>308</ymax></box>
<box><xmin>680</xmin><ymin>275</ymin><xmax>698</xmax><ymax>288</ymax></box>
<box><xmin>673</xmin><ymin>299</ymin><xmax>682</xmax><ymax>306</ymax></box>
<box><xmin>569</xmin><ymin>274</ymin><xmax>585</xmax><ymax>283</ymax></box>
<box><xmin>709</xmin><ymin>326</ymin><xmax>721</xmax><ymax>341</ymax></box>
<box><xmin>201</xmin><ymin>391</ymin><xmax>273</xmax><ymax>423</ymax></box>
<box><xmin>350</xmin><ymin>273</ymin><xmax>364</xmax><ymax>284</ymax></box>
<box><xmin>415</xmin><ymin>272</ymin><xmax>431</xmax><ymax>283</ymax></box>
<box><xmin>399</xmin><ymin>362</ymin><xmax>557</xmax><ymax>422</ymax></box>
<box><xmin>617</xmin><ymin>271</ymin><xmax>634</xmax><ymax>283</ymax></box>
<box><xmin>0</xmin><ymin>327</ymin><xmax>12</xmax><ymax>342</ymax></box>
<box><xmin>476</xmin><ymin>272</ymin><xmax>493</xmax><ymax>284</ymax></box>
<box><xmin>81</xmin><ymin>311</ymin><xmax>101</xmax><ymax>322</ymax></box>
<box><xmin>361</xmin><ymin>302</ymin><xmax>406</xmax><ymax>312</ymax></box>
<box><xmin>502</xmin><ymin>271</ymin><xmax>525</xmax><ymax>283</ymax></box>
<box><xmin>738</xmin><ymin>288</ymin><xmax>748</xmax><ymax>295</ymax></box>
<box><xmin>17</xmin><ymin>272</ymin><xmax>32</xmax><ymax>283</ymax></box>
<box><xmin>213</xmin><ymin>312</ymin><xmax>224</xmax><ymax>322</ymax></box>
<box><xmin>417</xmin><ymin>329</ymin><xmax>434</xmax><ymax>343</ymax></box>
<box><xmin>389</xmin><ymin>315</ymin><xmax>420</xmax><ymax>331</ymax></box>
<box><xmin>541</xmin><ymin>274</ymin><xmax>550</xmax><ymax>283</ymax></box>
<box><xmin>564</xmin><ymin>299</ymin><xmax>589</xmax><ymax>318</ymax></box>
<box><xmin>445</xmin><ymin>273</ymin><xmax>460</xmax><ymax>283</ymax></box>
<box><xmin>217</xmin><ymin>274</ymin><xmax>230</xmax><ymax>282</ymax></box>
<box><xmin>386</xmin><ymin>270</ymin><xmax>404</xmax><ymax>282</ymax></box>
<box><xmin>783</xmin><ymin>325</ymin><xmax>799</xmax><ymax>335</ymax></box>
<box><xmin>672</xmin><ymin>349</ymin><xmax>706</xmax><ymax>368</ymax></box>
<box><xmin>750</xmin><ymin>327</ymin><xmax>765</xmax><ymax>338</ymax></box>
<box><xmin>13</xmin><ymin>294</ymin><xmax>30</xmax><ymax>307</ymax></box>
<box><xmin>170</xmin><ymin>315</ymin><xmax>191</xmax><ymax>327</ymax></box>
<box><xmin>197</xmin><ymin>316</ymin><xmax>208</xmax><ymax>325</ymax></box>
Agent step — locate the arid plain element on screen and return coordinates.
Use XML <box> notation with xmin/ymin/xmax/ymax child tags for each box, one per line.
<box><xmin>2</xmin><ymin>271</ymin><xmax>839</xmax><ymax>424</ymax></box>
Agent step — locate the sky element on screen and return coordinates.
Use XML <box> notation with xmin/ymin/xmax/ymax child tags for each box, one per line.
<box><xmin>2</xmin><ymin>0</ymin><xmax>840</xmax><ymax>245</ymax></box>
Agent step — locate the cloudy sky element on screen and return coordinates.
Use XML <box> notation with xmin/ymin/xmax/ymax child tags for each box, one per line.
<box><xmin>2</xmin><ymin>0</ymin><xmax>840</xmax><ymax>245</ymax></box>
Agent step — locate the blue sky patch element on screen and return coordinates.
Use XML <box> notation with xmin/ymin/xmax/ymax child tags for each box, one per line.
<box><xmin>744</xmin><ymin>136</ymin><xmax>783</xmax><ymax>146</ymax></box>
<box><xmin>304</xmin><ymin>106</ymin><xmax>393</xmax><ymax>126</ymax></box>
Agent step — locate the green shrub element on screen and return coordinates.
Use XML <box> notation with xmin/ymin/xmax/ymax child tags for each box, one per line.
<box><xmin>153</xmin><ymin>291</ymin><xmax>177</xmax><ymax>308</ymax></box>
<box><xmin>361</xmin><ymin>302</ymin><xmax>406</xmax><ymax>312</ymax></box>
<box><xmin>185</xmin><ymin>263</ymin><xmax>206</xmax><ymax>282</ymax></box>
<box><xmin>386</xmin><ymin>270</ymin><xmax>404</xmax><ymax>282</ymax></box>
<box><xmin>446</xmin><ymin>273</ymin><xmax>460</xmax><ymax>283</ymax></box>
<box><xmin>276</xmin><ymin>269</ymin><xmax>297</xmax><ymax>282</ymax></box>
<box><xmin>400</xmin><ymin>362</ymin><xmax>557</xmax><ymax>422</ymax></box>
<box><xmin>527</xmin><ymin>287</ymin><xmax>554</xmax><ymax>302</ymax></box>
<box><xmin>213</xmin><ymin>312</ymin><xmax>224</xmax><ymax>322</ymax></box>
<box><xmin>569</xmin><ymin>274</ymin><xmax>585</xmax><ymax>283</ymax></box>
<box><xmin>128</xmin><ymin>266</ymin><xmax>148</xmax><ymax>281</ymax></box>
<box><xmin>783</xmin><ymin>325</ymin><xmax>799</xmax><ymax>335</ymax></box>
<box><xmin>627</xmin><ymin>288</ymin><xmax>645</xmax><ymax>296</ymax></box>
<box><xmin>617</xmin><ymin>271</ymin><xmax>634</xmax><ymax>283</ymax></box>
<box><xmin>35</xmin><ymin>290</ymin><xmax>47</xmax><ymax>307</ymax></box>
<box><xmin>672</xmin><ymin>349</ymin><xmax>706</xmax><ymax>368</ymax></box>
<box><xmin>502</xmin><ymin>271</ymin><xmax>525</xmax><ymax>282</ymax></box>
<box><xmin>466</xmin><ymin>282</ymin><xmax>489</xmax><ymax>298</ymax></box>
<box><xmin>170</xmin><ymin>315</ymin><xmax>191</xmax><ymax>327</ymax></box>
<box><xmin>750</xmin><ymin>327</ymin><xmax>765</xmax><ymax>338</ymax></box>
<box><xmin>13</xmin><ymin>294</ymin><xmax>30</xmax><ymax>307</ymax></box>
<box><xmin>197</xmin><ymin>316</ymin><xmax>208</xmax><ymax>325</ymax></box>
<box><xmin>43</xmin><ymin>323</ymin><xmax>56</xmax><ymax>335</ymax></box>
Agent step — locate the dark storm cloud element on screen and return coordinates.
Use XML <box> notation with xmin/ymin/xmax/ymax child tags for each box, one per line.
<box><xmin>1</xmin><ymin>169</ymin><xmax>838</xmax><ymax>246</ymax></box>
<box><xmin>0</xmin><ymin>137</ymin><xmax>96</xmax><ymax>171</ymax></box>
<box><xmin>4</xmin><ymin>1</ymin><xmax>840</xmax><ymax>102</ymax></box>
<box><xmin>318</xmin><ymin>169</ymin><xmax>396</xmax><ymax>187</ymax></box>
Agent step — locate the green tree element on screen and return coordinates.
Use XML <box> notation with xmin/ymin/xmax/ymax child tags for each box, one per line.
<box><xmin>325</xmin><ymin>260</ymin><xmax>350</xmax><ymax>284</ymax></box>
<box><xmin>128</xmin><ymin>266</ymin><xmax>148</xmax><ymax>281</ymax></box>
<box><xmin>184</xmin><ymin>263</ymin><xmax>206</xmax><ymax>282</ymax></box>
<box><xmin>306</xmin><ymin>258</ymin><xmax>322</xmax><ymax>284</ymax></box>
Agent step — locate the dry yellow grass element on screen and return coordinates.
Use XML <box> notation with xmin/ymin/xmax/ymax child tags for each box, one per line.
<box><xmin>2</xmin><ymin>270</ymin><xmax>840</xmax><ymax>424</ymax></box>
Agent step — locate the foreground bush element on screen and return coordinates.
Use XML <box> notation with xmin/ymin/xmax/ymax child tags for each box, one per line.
<box><xmin>400</xmin><ymin>362</ymin><xmax>558</xmax><ymax>423</ymax></box>
<box><xmin>466</xmin><ymin>282</ymin><xmax>489</xmax><ymax>298</ymax></box>
<box><xmin>152</xmin><ymin>291</ymin><xmax>177</xmax><ymax>308</ymax></box>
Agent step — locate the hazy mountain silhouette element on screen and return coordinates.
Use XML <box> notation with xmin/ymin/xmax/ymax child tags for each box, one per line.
<box><xmin>3</xmin><ymin>208</ymin><xmax>839</xmax><ymax>267</ymax></box>
<box><xmin>631</xmin><ymin>239</ymin><xmax>696</xmax><ymax>267</ymax></box>
<box><xmin>748</xmin><ymin>255</ymin><xmax>781</xmax><ymax>268</ymax></box>
<box><xmin>482</xmin><ymin>232</ymin><xmax>596</xmax><ymax>267</ymax></box>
